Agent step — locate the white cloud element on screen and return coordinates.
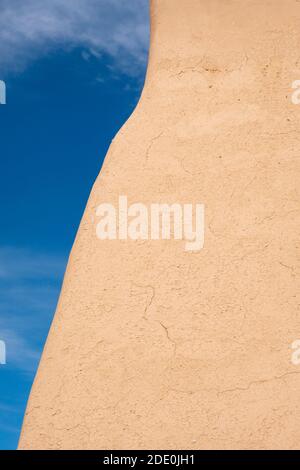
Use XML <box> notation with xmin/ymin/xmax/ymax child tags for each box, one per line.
<box><xmin>0</xmin><ymin>328</ymin><xmax>39</xmax><ymax>373</ymax></box>
<box><xmin>0</xmin><ymin>246</ymin><xmax>65</xmax><ymax>281</ymax></box>
<box><xmin>0</xmin><ymin>246</ymin><xmax>67</xmax><ymax>373</ymax></box>
<box><xmin>0</xmin><ymin>0</ymin><xmax>149</xmax><ymax>76</ymax></box>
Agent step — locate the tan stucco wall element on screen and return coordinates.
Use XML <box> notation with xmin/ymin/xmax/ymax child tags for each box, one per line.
<box><xmin>19</xmin><ymin>0</ymin><xmax>300</xmax><ymax>449</ymax></box>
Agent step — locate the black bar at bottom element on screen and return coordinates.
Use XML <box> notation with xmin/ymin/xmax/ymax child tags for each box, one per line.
<box><xmin>0</xmin><ymin>450</ymin><xmax>300</xmax><ymax>466</ymax></box>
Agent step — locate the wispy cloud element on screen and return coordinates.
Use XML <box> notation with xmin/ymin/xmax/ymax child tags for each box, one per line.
<box><xmin>0</xmin><ymin>246</ymin><xmax>67</xmax><ymax>373</ymax></box>
<box><xmin>0</xmin><ymin>329</ymin><xmax>39</xmax><ymax>373</ymax></box>
<box><xmin>0</xmin><ymin>0</ymin><xmax>149</xmax><ymax>76</ymax></box>
<box><xmin>0</xmin><ymin>247</ymin><xmax>67</xmax><ymax>448</ymax></box>
<box><xmin>0</xmin><ymin>246</ymin><xmax>65</xmax><ymax>281</ymax></box>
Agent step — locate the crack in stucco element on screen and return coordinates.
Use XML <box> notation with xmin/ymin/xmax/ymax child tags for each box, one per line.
<box><xmin>131</xmin><ymin>282</ymin><xmax>156</xmax><ymax>319</ymax></box>
<box><xmin>168</xmin><ymin>370</ymin><xmax>300</xmax><ymax>398</ymax></box>
<box><xmin>157</xmin><ymin>321</ymin><xmax>177</xmax><ymax>355</ymax></box>
<box><xmin>217</xmin><ymin>370</ymin><xmax>300</xmax><ymax>396</ymax></box>
<box><xmin>145</xmin><ymin>132</ymin><xmax>164</xmax><ymax>162</ymax></box>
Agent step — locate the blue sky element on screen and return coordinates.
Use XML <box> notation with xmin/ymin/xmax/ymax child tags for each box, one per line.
<box><xmin>0</xmin><ymin>0</ymin><xmax>149</xmax><ymax>450</ymax></box>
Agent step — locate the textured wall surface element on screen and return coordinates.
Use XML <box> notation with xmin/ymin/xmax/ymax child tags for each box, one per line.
<box><xmin>19</xmin><ymin>0</ymin><xmax>300</xmax><ymax>449</ymax></box>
